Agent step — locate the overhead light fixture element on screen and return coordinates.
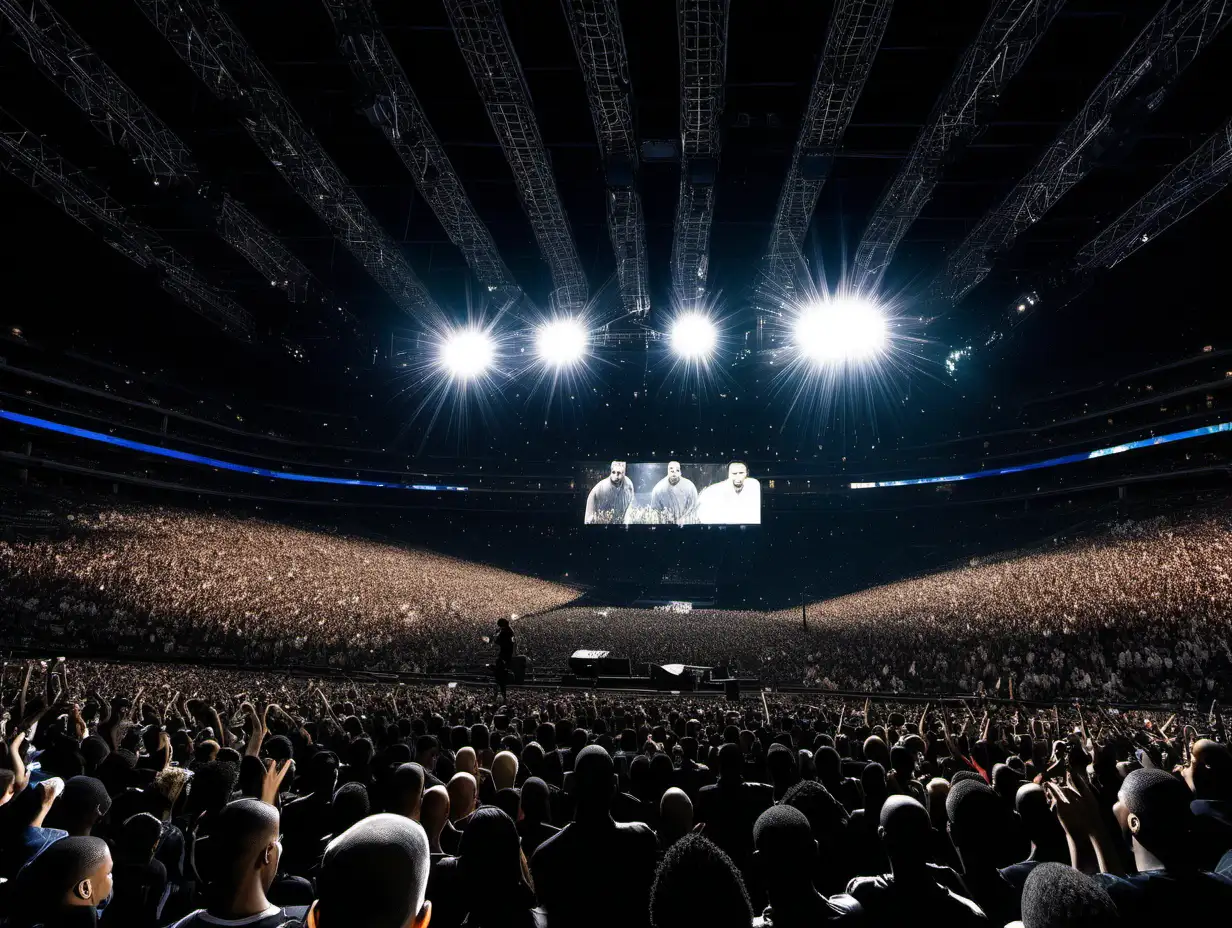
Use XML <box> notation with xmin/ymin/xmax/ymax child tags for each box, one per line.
<box><xmin>536</xmin><ymin>318</ymin><xmax>588</xmax><ymax>368</ymax></box>
<box><xmin>670</xmin><ymin>312</ymin><xmax>718</xmax><ymax>360</ymax></box>
<box><xmin>793</xmin><ymin>298</ymin><xmax>888</xmax><ymax>364</ymax></box>
<box><xmin>440</xmin><ymin>328</ymin><xmax>495</xmax><ymax>379</ymax></box>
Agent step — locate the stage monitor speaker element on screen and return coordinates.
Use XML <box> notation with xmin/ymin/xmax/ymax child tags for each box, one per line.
<box><xmin>724</xmin><ymin>679</ymin><xmax>741</xmax><ymax>701</ymax></box>
<box><xmin>598</xmin><ymin>656</ymin><xmax>631</xmax><ymax>676</ymax></box>
<box><xmin>651</xmin><ymin>663</ymin><xmax>690</xmax><ymax>691</ymax></box>
<box><xmin>512</xmin><ymin>654</ymin><xmax>527</xmax><ymax>684</ymax></box>
<box><xmin>568</xmin><ymin>649</ymin><xmax>610</xmax><ymax>676</ymax></box>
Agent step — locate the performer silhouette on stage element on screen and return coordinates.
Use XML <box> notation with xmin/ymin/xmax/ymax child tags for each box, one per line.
<box><xmin>493</xmin><ymin>617</ymin><xmax>514</xmax><ymax>701</ymax></box>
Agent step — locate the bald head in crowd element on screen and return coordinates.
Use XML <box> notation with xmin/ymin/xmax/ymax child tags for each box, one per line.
<box><xmin>420</xmin><ymin>785</ymin><xmax>451</xmax><ymax>853</ymax></box>
<box><xmin>491</xmin><ymin>750</ymin><xmax>518</xmax><ymax>791</ymax></box>
<box><xmin>199</xmin><ymin>798</ymin><xmax>282</xmax><ymax>919</ymax></box>
<box><xmin>448</xmin><ymin>771</ymin><xmax>478</xmax><ymax>823</ymax></box>
<box><xmin>15</xmin><ymin>836</ymin><xmax>113</xmax><ymax>922</ymax></box>
<box><xmin>1117</xmin><ymin>767</ymin><xmax>1196</xmax><ymax>869</ymax></box>
<box><xmin>455</xmin><ymin>746</ymin><xmax>478</xmax><ymax>777</ymax></box>
<box><xmin>660</xmin><ymin>787</ymin><xmax>694</xmax><ymax>847</ymax></box>
<box><xmin>315</xmin><ymin>814</ymin><xmax>431</xmax><ymax>928</ymax></box>
<box><xmin>1185</xmin><ymin>739</ymin><xmax>1232</xmax><ymax>799</ymax></box>
<box><xmin>12</xmin><ymin>833</ymin><xmax>112</xmax><ymax>926</ymax></box>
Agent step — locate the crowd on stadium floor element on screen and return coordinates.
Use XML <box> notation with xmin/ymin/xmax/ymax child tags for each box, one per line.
<box><xmin>1</xmin><ymin>659</ymin><xmax>1230</xmax><ymax>927</ymax></box>
<box><xmin>3</xmin><ymin>504</ymin><xmax>1232</xmax><ymax>701</ymax></box>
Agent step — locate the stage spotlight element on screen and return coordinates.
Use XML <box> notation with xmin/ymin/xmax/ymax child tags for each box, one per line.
<box><xmin>440</xmin><ymin>328</ymin><xmax>495</xmax><ymax>379</ymax></box>
<box><xmin>670</xmin><ymin>312</ymin><xmax>718</xmax><ymax>360</ymax></box>
<box><xmin>794</xmin><ymin>298</ymin><xmax>887</xmax><ymax>364</ymax></box>
<box><xmin>536</xmin><ymin>318</ymin><xmax>588</xmax><ymax>367</ymax></box>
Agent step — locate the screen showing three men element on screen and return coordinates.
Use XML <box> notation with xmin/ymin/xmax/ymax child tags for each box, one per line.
<box><xmin>583</xmin><ymin>461</ymin><xmax>761</xmax><ymax>525</ymax></box>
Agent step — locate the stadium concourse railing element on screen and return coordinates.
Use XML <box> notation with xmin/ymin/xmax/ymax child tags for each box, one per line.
<box><xmin>0</xmin><ymin>643</ymin><xmax>1200</xmax><ymax>712</ymax></box>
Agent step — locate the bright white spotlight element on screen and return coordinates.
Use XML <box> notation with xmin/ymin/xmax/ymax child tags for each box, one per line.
<box><xmin>670</xmin><ymin>312</ymin><xmax>718</xmax><ymax>360</ymax></box>
<box><xmin>440</xmin><ymin>328</ymin><xmax>495</xmax><ymax>379</ymax></box>
<box><xmin>794</xmin><ymin>298</ymin><xmax>888</xmax><ymax>364</ymax></box>
<box><xmin>536</xmin><ymin>318</ymin><xmax>588</xmax><ymax>367</ymax></box>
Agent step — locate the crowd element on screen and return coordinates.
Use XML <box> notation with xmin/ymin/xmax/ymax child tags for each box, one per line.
<box><xmin>0</xmin><ymin>504</ymin><xmax>580</xmax><ymax>672</ymax></box>
<box><xmin>776</xmin><ymin>513</ymin><xmax>1232</xmax><ymax>701</ymax></box>
<box><xmin>517</xmin><ymin>513</ymin><xmax>1232</xmax><ymax>700</ymax></box>
<box><xmin>3</xmin><ymin>501</ymin><xmax>1232</xmax><ymax>701</ymax></box>
<box><xmin>1</xmin><ymin>658</ymin><xmax>1230</xmax><ymax>928</ymax></box>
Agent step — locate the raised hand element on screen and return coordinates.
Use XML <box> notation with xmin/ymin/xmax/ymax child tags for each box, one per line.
<box><xmin>260</xmin><ymin>757</ymin><xmax>292</xmax><ymax>805</ymax></box>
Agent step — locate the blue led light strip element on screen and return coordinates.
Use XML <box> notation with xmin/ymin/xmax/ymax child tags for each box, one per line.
<box><xmin>0</xmin><ymin>409</ymin><xmax>468</xmax><ymax>492</ymax></box>
<box><xmin>849</xmin><ymin>421</ymin><xmax>1232</xmax><ymax>489</ymax></box>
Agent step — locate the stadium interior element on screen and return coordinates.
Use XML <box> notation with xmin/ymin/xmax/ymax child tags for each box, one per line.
<box><xmin>2</xmin><ymin>3</ymin><xmax>1232</xmax><ymax>925</ymax></box>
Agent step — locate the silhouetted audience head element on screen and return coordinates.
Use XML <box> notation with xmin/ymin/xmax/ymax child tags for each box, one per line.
<box><xmin>1021</xmin><ymin>862</ymin><xmax>1120</xmax><ymax>928</ymax></box>
<box><xmin>45</xmin><ymin>776</ymin><xmax>111</xmax><ymax>837</ymax></box>
<box><xmin>331</xmin><ymin>781</ymin><xmax>372</xmax><ymax>835</ymax></box>
<box><xmin>458</xmin><ymin>807</ymin><xmax>534</xmax><ymax>917</ymax></box>
<box><xmin>947</xmin><ymin>778</ymin><xmax>1008</xmax><ymax>860</ymax></box>
<box><xmin>879</xmin><ymin>795</ymin><xmax>932</xmax><ymax>870</ymax></box>
<box><xmin>573</xmin><ymin>745</ymin><xmax>617</xmax><ymax>813</ymax></box>
<box><xmin>519</xmin><ymin>777</ymin><xmax>550</xmax><ymax>824</ymax></box>
<box><xmin>754</xmin><ymin>804</ymin><xmax>816</xmax><ymax>886</ymax></box>
<box><xmin>389</xmin><ymin>762</ymin><xmax>426</xmax><ymax>819</ymax></box>
<box><xmin>651</xmin><ymin>833</ymin><xmax>753</xmax><ymax>928</ymax></box>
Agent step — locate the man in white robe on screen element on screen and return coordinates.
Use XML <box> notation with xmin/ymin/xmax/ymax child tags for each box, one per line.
<box><xmin>584</xmin><ymin>460</ymin><xmax>635</xmax><ymax>524</ymax></box>
<box><xmin>648</xmin><ymin>461</ymin><xmax>699</xmax><ymax>525</ymax></box>
<box><xmin>697</xmin><ymin>461</ymin><xmax>761</xmax><ymax>525</ymax></box>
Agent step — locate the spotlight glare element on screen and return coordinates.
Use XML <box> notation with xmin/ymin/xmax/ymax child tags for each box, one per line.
<box><xmin>536</xmin><ymin>318</ymin><xmax>588</xmax><ymax>367</ymax></box>
<box><xmin>440</xmin><ymin>328</ymin><xmax>495</xmax><ymax>379</ymax></box>
<box><xmin>670</xmin><ymin>312</ymin><xmax>718</xmax><ymax>360</ymax></box>
<box><xmin>794</xmin><ymin>298</ymin><xmax>888</xmax><ymax>364</ymax></box>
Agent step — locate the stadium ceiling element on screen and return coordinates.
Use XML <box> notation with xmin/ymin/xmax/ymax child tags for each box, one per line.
<box><xmin>2</xmin><ymin>1</ymin><xmax>1232</xmax><ymax>405</ymax></box>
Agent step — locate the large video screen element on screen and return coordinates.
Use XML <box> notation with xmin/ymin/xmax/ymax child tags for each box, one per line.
<box><xmin>582</xmin><ymin>460</ymin><xmax>761</xmax><ymax>525</ymax></box>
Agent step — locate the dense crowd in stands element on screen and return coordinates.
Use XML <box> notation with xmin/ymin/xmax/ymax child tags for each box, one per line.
<box><xmin>1</xmin><ymin>659</ymin><xmax>1230</xmax><ymax>927</ymax></box>
<box><xmin>0</xmin><ymin>505</ymin><xmax>580</xmax><ymax>672</ymax></box>
<box><xmin>4</xmin><ymin>502</ymin><xmax>1232</xmax><ymax>701</ymax></box>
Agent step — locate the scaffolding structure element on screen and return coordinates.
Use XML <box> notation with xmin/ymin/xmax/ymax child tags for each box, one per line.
<box><xmin>323</xmin><ymin>0</ymin><xmax>518</xmax><ymax>299</ymax></box>
<box><xmin>851</xmin><ymin>0</ymin><xmax>1063</xmax><ymax>289</ymax></box>
<box><xmin>444</xmin><ymin>0</ymin><xmax>588</xmax><ymax>312</ymax></box>
<box><xmin>562</xmin><ymin>0</ymin><xmax>650</xmax><ymax>318</ymax></box>
<box><xmin>132</xmin><ymin>0</ymin><xmax>440</xmax><ymax>320</ymax></box>
<box><xmin>763</xmin><ymin>0</ymin><xmax>893</xmax><ymax>295</ymax></box>
<box><xmin>940</xmin><ymin>0</ymin><xmax>1232</xmax><ymax>303</ymax></box>
<box><xmin>0</xmin><ymin>112</ymin><xmax>253</xmax><ymax>339</ymax></box>
<box><xmin>672</xmin><ymin>0</ymin><xmax>729</xmax><ymax>304</ymax></box>
<box><xmin>216</xmin><ymin>195</ymin><xmax>308</xmax><ymax>300</ymax></box>
<box><xmin>3</xmin><ymin>0</ymin><xmax>346</xmax><ymax>318</ymax></box>
<box><xmin>0</xmin><ymin>0</ymin><xmax>195</xmax><ymax>183</ymax></box>
<box><xmin>1076</xmin><ymin>115</ymin><xmax>1232</xmax><ymax>270</ymax></box>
